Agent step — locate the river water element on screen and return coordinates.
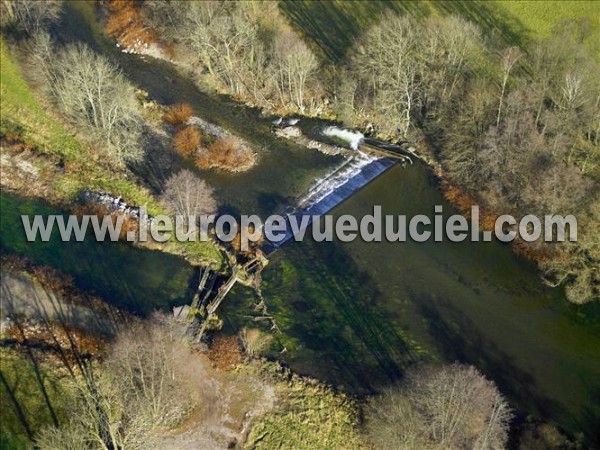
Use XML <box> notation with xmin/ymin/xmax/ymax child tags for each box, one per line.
<box><xmin>246</xmin><ymin>165</ymin><xmax>600</xmax><ymax>443</ymax></box>
<box><xmin>1</xmin><ymin>2</ymin><xmax>598</xmax><ymax>443</ymax></box>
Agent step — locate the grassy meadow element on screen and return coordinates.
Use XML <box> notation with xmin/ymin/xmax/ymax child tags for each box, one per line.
<box><xmin>280</xmin><ymin>0</ymin><xmax>599</xmax><ymax>63</ymax></box>
<box><xmin>0</xmin><ymin>38</ymin><xmax>81</xmax><ymax>160</ymax></box>
<box><xmin>493</xmin><ymin>0</ymin><xmax>599</xmax><ymax>39</ymax></box>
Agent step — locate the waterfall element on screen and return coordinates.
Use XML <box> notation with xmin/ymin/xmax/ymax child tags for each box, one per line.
<box><xmin>297</xmin><ymin>153</ymin><xmax>375</xmax><ymax>211</ymax></box>
<box><xmin>264</xmin><ymin>152</ymin><xmax>397</xmax><ymax>252</ymax></box>
<box><xmin>322</xmin><ymin>126</ymin><xmax>365</xmax><ymax>150</ymax></box>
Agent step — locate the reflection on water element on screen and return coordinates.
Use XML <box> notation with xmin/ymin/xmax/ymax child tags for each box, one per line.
<box><xmin>246</xmin><ymin>164</ymin><xmax>600</xmax><ymax>443</ymax></box>
<box><xmin>0</xmin><ymin>191</ymin><xmax>196</xmax><ymax>315</ymax></box>
<box><xmin>12</xmin><ymin>4</ymin><xmax>600</xmax><ymax>443</ymax></box>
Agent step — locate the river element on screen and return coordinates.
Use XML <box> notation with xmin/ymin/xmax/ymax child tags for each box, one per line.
<box><xmin>238</xmin><ymin>165</ymin><xmax>600</xmax><ymax>443</ymax></box>
<box><xmin>2</xmin><ymin>1</ymin><xmax>599</xmax><ymax>444</ymax></box>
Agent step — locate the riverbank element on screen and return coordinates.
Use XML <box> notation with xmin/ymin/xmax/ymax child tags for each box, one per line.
<box><xmin>3</xmin><ymin>3</ymin><xmax>599</xmax><ymax>445</ymax></box>
<box><xmin>0</xmin><ymin>36</ymin><xmax>223</xmax><ymax>267</ymax></box>
<box><xmin>1</xmin><ymin>253</ymin><xmax>129</xmax><ymax>335</ymax></box>
<box><xmin>91</xmin><ymin>0</ymin><xmax>561</xmax><ymax>278</ymax></box>
<box><xmin>437</xmin><ymin>174</ymin><xmax>561</xmax><ymax>265</ymax></box>
<box><xmin>0</xmin><ymin>254</ymin><xmax>364</xmax><ymax>449</ymax></box>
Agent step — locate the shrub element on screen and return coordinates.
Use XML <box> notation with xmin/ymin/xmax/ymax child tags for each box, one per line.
<box><xmin>195</xmin><ymin>137</ymin><xmax>253</xmax><ymax>171</ymax></box>
<box><xmin>162</xmin><ymin>169</ymin><xmax>217</xmax><ymax>219</ymax></box>
<box><xmin>0</xmin><ymin>0</ymin><xmax>62</xmax><ymax>35</ymax></box>
<box><xmin>240</xmin><ymin>328</ymin><xmax>273</xmax><ymax>357</ymax></box>
<box><xmin>37</xmin><ymin>43</ymin><xmax>144</xmax><ymax>164</ymax></box>
<box><xmin>105</xmin><ymin>0</ymin><xmax>157</xmax><ymax>49</ymax></box>
<box><xmin>163</xmin><ymin>103</ymin><xmax>193</xmax><ymax>127</ymax></box>
<box><xmin>365</xmin><ymin>364</ymin><xmax>512</xmax><ymax>449</ymax></box>
<box><xmin>173</xmin><ymin>126</ymin><xmax>201</xmax><ymax>157</ymax></box>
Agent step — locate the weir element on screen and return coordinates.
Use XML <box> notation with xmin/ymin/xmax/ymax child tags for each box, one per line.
<box><xmin>263</xmin><ymin>153</ymin><xmax>398</xmax><ymax>253</ymax></box>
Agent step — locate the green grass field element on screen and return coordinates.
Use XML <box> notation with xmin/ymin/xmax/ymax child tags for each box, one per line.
<box><xmin>493</xmin><ymin>1</ymin><xmax>599</xmax><ymax>38</ymax></box>
<box><xmin>494</xmin><ymin>0</ymin><xmax>600</xmax><ymax>57</ymax></box>
<box><xmin>0</xmin><ymin>349</ymin><xmax>74</xmax><ymax>449</ymax></box>
<box><xmin>0</xmin><ymin>38</ymin><xmax>82</xmax><ymax>159</ymax></box>
<box><xmin>1</xmin><ymin>37</ymin><xmax>149</xmax><ymax>202</ymax></box>
<box><xmin>280</xmin><ymin>0</ymin><xmax>599</xmax><ymax>63</ymax></box>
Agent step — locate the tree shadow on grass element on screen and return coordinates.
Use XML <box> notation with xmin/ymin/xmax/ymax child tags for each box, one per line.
<box><xmin>280</xmin><ymin>0</ymin><xmax>430</xmax><ymax>63</ymax></box>
<box><xmin>280</xmin><ymin>0</ymin><xmax>531</xmax><ymax>65</ymax></box>
<box><xmin>433</xmin><ymin>1</ymin><xmax>531</xmax><ymax>48</ymax></box>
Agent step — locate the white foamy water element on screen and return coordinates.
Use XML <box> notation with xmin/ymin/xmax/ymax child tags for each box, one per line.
<box><xmin>295</xmin><ymin>152</ymin><xmax>376</xmax><ymax>210</ymax></box>
<box><xmin>322</xmin><ymin>126</ymin><xmax>365</xmax><ymax>150</ymax></box>
<box><xmin>263</xmin><ymin>151</ymin><xmax>397</xmax><ymax>251</ymax></box>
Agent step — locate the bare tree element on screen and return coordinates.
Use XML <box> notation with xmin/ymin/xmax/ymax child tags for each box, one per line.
<box><xmin>157</xmin><ymin>2</ymin><xmax>260</xmax><ymax>98</ymax></box>
<box><xmin>144</xmin><ymin>1</ymin><xmax>317</xmax><ymax>111</ymax></box>
<box><xmin>41</xmin><ymin>43</ymin><xmax>144</xmax><ymax>164</ymax></box>
<box><xmin>343</xmin><ymin>15</ymin><xmax>424</xmax><ymax>136</ymax></box>
<box><xmin>365</xmin><ymin>388</ymin><xmax>427</xmax><ymax>449</ymax></box>
<box><xmin>28</xmin><ymin>30</ymin><xmax>55</xmax><ymax>88</ymax></box>
<box><xmin>541</xmin><ymin>195</ymin><xmax>600</xmax><ymax>304</ymax></box>
<box><xmin>1</xmin><ymin>0</ymin><xmax>62</xmax><ymax>34</ymax></box>
<box><xmin>104</xmin><ymin>320</ymin><xmax>192</xmax><ymax>446</ymax></box>
<box><xmin>34</xmin><ymin>421</ymin><xmax>88</xmax><ymax>450</ymax></box>
<box><xmin>365</xmin><ymin>364</ymin><xmax>512</xmax><ymax>450</ymax></box>
<box><xmin>342</xmin><ymin>15</ymin><xmax>598</xmax><ymax>305</ymax></box>
<box><xmin>421</xmin><ymin>16</ymin><xmax>484</xmax><ymax>118</ymax></box>
<box><xmin>271</xmin><ymin>31</ymin><xmax>318</xmax><ymax>112</ymax></box>
<box><xmin>162</xmin><ymin>169</ymin><xmax>217</xmax><ymax>223</ymax></box>
<box><xmin>496</xmin><ymin>47</ymin><xmax>522</xmax><ymax>126</ymax></box>
<box><xmin>342</xmin><ymin>15</ymin><xmax>484</xmax><ymax>136</ymax></box>
<box><xmin>35</xmin><ymin>318</ymin><xmax>195</xmax><ymax>450</ymax></box>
